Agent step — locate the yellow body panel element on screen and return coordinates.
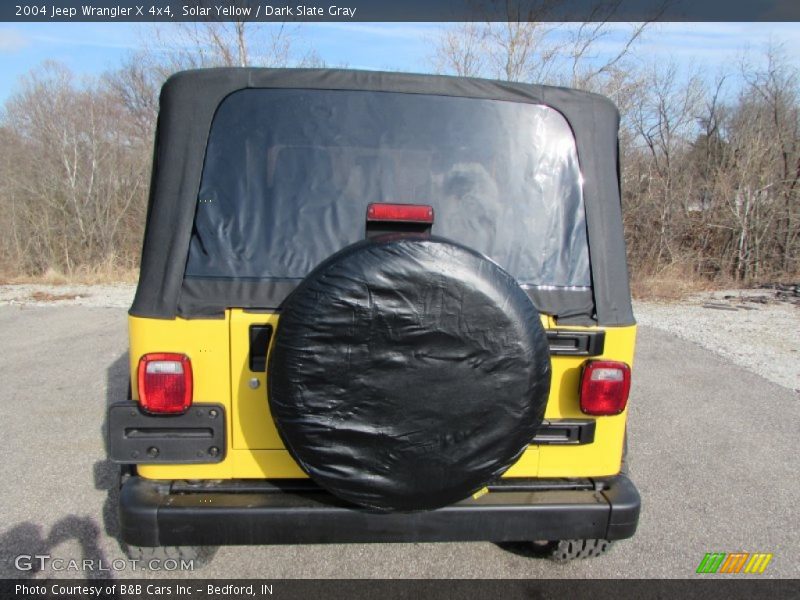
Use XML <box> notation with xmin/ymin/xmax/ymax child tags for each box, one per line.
<box><xmin>131</xmin><ymin>311</ymin><xmax>636</xmax><ymax>481</ymax></box>
<box><xmin>229</xmin><ymin>311</ymin><xmax>283</xmax><ymax>449</ymax></box>
<box><xmin>535</xmin><ymin>323</ymin><xmax>636</xmax><ymax>477</ymax></box>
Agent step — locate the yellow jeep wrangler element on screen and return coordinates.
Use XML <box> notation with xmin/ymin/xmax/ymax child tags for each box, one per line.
<box><xmin>108</xmin><ymin>68</ymin><xmax>640</xmax><ymax>565</ymax></box>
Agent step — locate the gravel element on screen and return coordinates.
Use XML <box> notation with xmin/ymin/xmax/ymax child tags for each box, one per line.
<box><xmin>635</xmin><ymin>290</ymin><xmax>800</xmax><ymax>392</ymax></box>
<box><xmin>2</xmin><ymin>283</ymin><xmax>796</xmax><ymax>392</ymax></box>
<box><xmin>0</xmin><ymin>283</ymin><xmax>135</xmax><ymax>309</ymax></box>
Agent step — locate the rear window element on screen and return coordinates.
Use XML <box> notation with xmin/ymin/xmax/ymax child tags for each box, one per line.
<box><xmin>186</xmin><ymin>88</ymin><xmax>590</xmax><ymax>289</ymax></box>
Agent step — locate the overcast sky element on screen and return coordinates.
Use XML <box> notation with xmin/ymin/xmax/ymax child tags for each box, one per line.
<box><xmin>0</xmin><ymin>21</ymin><xmax>798</xmax><ymax>102</ymax></box>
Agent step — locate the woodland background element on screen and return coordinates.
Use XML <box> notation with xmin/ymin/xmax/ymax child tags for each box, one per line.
<box><xmin>0</xmin><ymin>17</ymin><xmax>797</xmax><ymax>296</ymax></box>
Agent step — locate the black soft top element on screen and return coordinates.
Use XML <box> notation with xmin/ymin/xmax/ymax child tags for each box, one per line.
<box><xmin>131</xmin><ymin>68</ymin><xmax>634</xmax><ymax>326</ymax></box>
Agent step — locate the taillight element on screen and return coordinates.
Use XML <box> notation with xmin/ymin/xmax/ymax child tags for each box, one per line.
<box><xmin>580</xmin><ymin>360</ymin><xmax>631</xmax><ymax>416</ymax></box>
<box><xmin>367</xmin><ymin>203</ymin><xmax>434</xmax><ymax>223</ymax></box>
<box><xmin>137</xmin><ymin>353</ymin><xmax>193</xmax><ymax>414</ymax></box>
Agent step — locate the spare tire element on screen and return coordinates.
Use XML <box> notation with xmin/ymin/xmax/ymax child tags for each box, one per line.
<box><xmin>268</xmin><ymin>235</ymin><xmax>551</xmax><ymax>511</ymax></box>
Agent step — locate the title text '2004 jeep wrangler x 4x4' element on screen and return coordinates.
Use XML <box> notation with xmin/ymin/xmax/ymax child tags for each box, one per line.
<box><xmin>108</xmin><ymin>68</ymin><xmax>640</xmax><ymax>565</ymax></box>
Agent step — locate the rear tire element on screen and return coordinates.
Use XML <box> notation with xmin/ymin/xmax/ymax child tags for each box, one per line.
<box><xmin>545</xmin><ymin>538</ymin><xmax>612</xmax><ymax>562</ymax></box>
<box><xmin>123</xmin><ymin>544</ymin><xmax>217</xmax><ymax>568</ymax></box>
<box><xmin>531</xmin><ymin>432</ymin><xmax>626</xmax><ymax>562</ymax></box>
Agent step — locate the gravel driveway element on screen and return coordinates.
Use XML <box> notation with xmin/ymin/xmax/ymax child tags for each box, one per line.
<box><xmin>635</xmin><ymin>291</ymin><xmax>799</xmax><ymax>391</ymax></box>
<box><xmin>0</xmin><ymin>288</ymin><xmax>797</xmax><ymax>578</ymax></box>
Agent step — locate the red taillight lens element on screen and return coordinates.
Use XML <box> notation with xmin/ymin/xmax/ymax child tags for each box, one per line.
<box><xmin>137</xmin><ymin>353</ymin><xmax>192</xmax><ymax>414</ymax></box>
<box><xmin>580</xmin><ymin>360</ymin><xmax>631</xmax><ymax>416</ymax></box>
<box><xmin>367</xmin><ymin>203</ymin><xmax>434</xmax><ymax>223</ymax></box>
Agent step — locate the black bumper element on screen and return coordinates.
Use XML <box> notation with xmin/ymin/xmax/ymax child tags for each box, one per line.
<box><xmin>119</xmin><ymin>475</ymin><xmax>640</xmax><ymax>547</ymax></box>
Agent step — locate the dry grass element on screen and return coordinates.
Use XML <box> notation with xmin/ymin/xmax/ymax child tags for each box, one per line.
<box><xmin>27</xmin><ymin>290</ymin><xmax>82</xmax><ymax>302</ymax></box>
<box><xmin>630</xmin><ymin>264</ymin><xmax>725</xmax><ymax>301</ymax></box>
<box><xmin>0</xmin><ymin>264</ymin><xmax>138</xmax><ymax>285</ymax></box>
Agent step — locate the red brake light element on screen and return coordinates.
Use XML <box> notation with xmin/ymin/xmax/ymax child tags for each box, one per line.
<box><xmin>580</xmin><ymin>360</ymin><xmax>631</xmax><ymax>416</ymax></box>
<box><xmin>367</xmin><ymin>203</ymin><xmax>434</xmax><ymax>224</ymax></box>
<box><xmin>137</xmin><ymin>353</ymin><xmax>193</xmax><ymax>414</ymax></box>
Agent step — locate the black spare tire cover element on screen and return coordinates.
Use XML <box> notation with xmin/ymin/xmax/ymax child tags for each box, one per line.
<box><xmin>268</xmin><ymin>236</ymin><xmax>551</xmax><ymax>511</ymax></box>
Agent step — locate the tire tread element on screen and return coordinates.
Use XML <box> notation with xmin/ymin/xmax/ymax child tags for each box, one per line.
<box><xmin>549</xmin><ymin>538</ymin><xmax>611</xmax><ymax>562</ymax></box>
<box><xmin>123</xmin><ymin>545</ymin><xmax>217</xmax><ymax>567</ymax></box>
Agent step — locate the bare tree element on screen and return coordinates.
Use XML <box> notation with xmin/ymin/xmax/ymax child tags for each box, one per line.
<box><xmin>624</xmin><ymin>47</ymin><xmax>800</xmax><ymax>284</ymax></box>
<box><xmin>740</xmin><ymin>46</ymin><xmax>800</xmax><ymax>274</ymax></box>
<box><xmin>431</xmin><ymin>23</ymin><xmax>487</xmax><ymax>77</ymax></box>
<box><xmin>430</xmin><ymin>1</ymin><xmax>649</xmax><ymax>90</ymax></box>
<box><xmin>0</xmin><ymin>21</ymin><xmax>328</xmax><ymax>279</ymax></box>
<box><xmin>146</xmin><ymin>20</ymin><xmax>323</xmax><ymax>70</ymax></box>
<box><xmin>104</xmin><ymin>20</ymin><xmax>324</xmax><ymax>133</ymax></box>
<box><xmin>483</xmin><ymin>20</ymin><xmax>559</xmax><ymax>82</ymax></box>
<box><xmin>0</xmin><ymin>62</ymin><xmax>150</xmax><ymax>275</ymax></box>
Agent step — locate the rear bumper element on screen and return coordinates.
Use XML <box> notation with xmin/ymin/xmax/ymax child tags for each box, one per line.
<box><xmin>119</xmin><ymin>475</ymin><xmax>640</xmax><ymax>547</ymax></box>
